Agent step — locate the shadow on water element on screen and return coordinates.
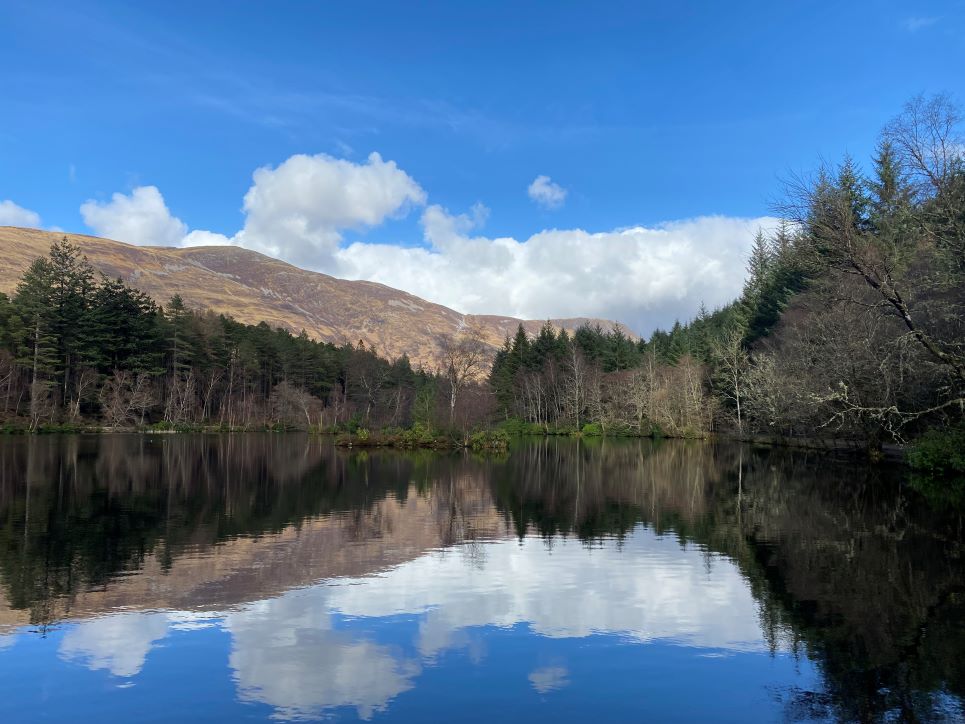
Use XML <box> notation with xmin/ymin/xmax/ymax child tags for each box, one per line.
<box><xmin>0</xmin><ymin>433</ymin><xmax>962</xmax><ymax>722</ymax></box>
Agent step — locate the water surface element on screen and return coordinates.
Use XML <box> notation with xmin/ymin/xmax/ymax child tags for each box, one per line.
<box><xmin>0</xmin><ymin>435</ymin><xmax>962</xmax><ymax>722</ymax></box>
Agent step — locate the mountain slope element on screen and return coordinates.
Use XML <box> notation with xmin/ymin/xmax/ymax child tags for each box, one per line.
<box><xmin>0</xmin><ymin>227</ymin><xmax>632</xmax><ymax>366</ymax></box>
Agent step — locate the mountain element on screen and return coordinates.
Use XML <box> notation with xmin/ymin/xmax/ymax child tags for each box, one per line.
<box><xmin>0</xmin><ymin>227</ymin><xmax>633</xmax><ymax>366</ymax></box>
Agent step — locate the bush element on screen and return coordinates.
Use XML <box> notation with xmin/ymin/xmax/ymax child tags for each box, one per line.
<box><xmin>581</xmin><ymin>422</ymin><xmax>604</xmax><ymax>436</ymax></box>
<box><xmin>497</xmin><ymin>418</ymin><xmax>544</xmax><ymax>436</ymax></box>
<box><xmin>908</xmin><ymin>427</ymin><xmax>965</xmax><ymax>478</ymax></box>
<box><xmin>148</xmin><ymin>421</ymin><xmax>204</xmax><ymax>433</ymax></box>
<box><xmin>908</xmin><ymin>427</ymin><xmax>965</xmax><ymax>508</ymax></box>
<box><xmin>396</xmin><ymin>423</ymin><xmax>437</xmax><ymax>447</ymax></box>
<box><xmin>469</xmin><ymin>429</ymin><xmax>510</xmax><ymax>451</ymax></box>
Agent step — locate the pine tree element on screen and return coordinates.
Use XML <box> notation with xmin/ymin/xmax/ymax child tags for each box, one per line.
<box><xmin>868</xmin><ymin>140</ymin><xmax>914</xmax><ymax>242</ymax></box>
<box><xmin>744</xmin><ymin>228</ymin><xmax>773</xmax><ymax>303</ymax></box>
<box><xmin>13</xmin><ymin>256</ymin><xmax>59</xmax><ymax>427</ymax></box>
<box><xmin>165</xmin><ymin>295</ymin><xmax>195</xmax><ymax>374</ymax></box>
<box><xmin>836</xmin><ymin>155</ymin><xmax>872</xmax><ymax>232</ymax></box>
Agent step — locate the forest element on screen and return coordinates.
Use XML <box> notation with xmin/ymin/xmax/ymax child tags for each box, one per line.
<box><xmin>0</xmin><ymin>95</ymin><xmax>962</xmax><ymax>467</ymax></box>
<box><xmin>490</xmin><ymin>94</ymin><xmax>965</xmax><ymax>461</ymax></box>
<box><xmin>0</xmin><ymin>242</ymin><xmax>446</xmax><ymax>434</ymax></box>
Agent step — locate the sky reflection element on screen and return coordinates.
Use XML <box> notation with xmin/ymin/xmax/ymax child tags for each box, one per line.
<box><xmin>1</xmin><ymin>525</ymin><xmax>800</xmax><ymax>721</ymax></box>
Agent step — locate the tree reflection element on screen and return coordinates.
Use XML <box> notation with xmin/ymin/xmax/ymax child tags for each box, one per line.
<box><xmin>0</xmin><ymin>434</ymin><xmax>961</xmax><ymax>721</ymax></box>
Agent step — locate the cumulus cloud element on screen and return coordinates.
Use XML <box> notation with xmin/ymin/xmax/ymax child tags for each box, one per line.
<box><xmin>80</xmin><ymin>186</ymin><xmax>187</xmax><ymax>245</ymax></box>
<box><xmin>81</xmin><ymin>154</ymin><xmax>774</xmax><ymax>333</ymax></box>
<box><xmin>337</xmin><ymin>208</ymin><xmax>780</xmax><ymax>333</ymax></box>
<box><xmin>0</xmin><ymin>199</ymin><xmax>41</xmax><ymax>227</ymax></box>
<box><xmin>527</xmin><ymin>175</ymin><xmax>567</xmax><ymax>209</ymax></box>
<box><xmin>229</xmin><ymin>151</ymin><xmax>426</xmax><ymax>267</ymax></box>
<box><xmin>96</xmin><ymin>152</ymin><xmax>426</xmax><ymax>268</ymax></box>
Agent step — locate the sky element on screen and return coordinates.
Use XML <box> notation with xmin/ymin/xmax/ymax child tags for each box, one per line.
<box><xmin>1</xmin><ymin>1</ymin><xmax>963</xmax><ymax>334</ymax></box>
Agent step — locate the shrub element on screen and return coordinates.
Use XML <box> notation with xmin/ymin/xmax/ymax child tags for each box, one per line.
<box><xmin>497</xmin><ymin>418</ymin><xmax>544</xmax><ymax>436</ymax></box>
<box><xmin>908</xmin><ymin>427</ymin><xmax>965</xmax><ymax>508</ymax></box>
<box><xmin>469</xmin><ymin>429</ymin><xmax>510</xmax><ymax>451</ymax></box>
<box><xmin>909</xmin><ymin>427</ymin><xmax>965</xmax><ymax>478</ymax></box>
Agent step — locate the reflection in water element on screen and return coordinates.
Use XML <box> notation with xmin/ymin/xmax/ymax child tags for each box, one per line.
<box><xmin>529</xmin><ymin>665</ymin><xmax>569</xmax><ymax>694</ymax></box>
<box><xmin>59</xmin><ymin>611</ymin><xmax>169</xmax><ymax>678</ymax></box>
<box><xmin>0</xmin><ymin>434</ymin><xmax>962</xmax><ymax>722</ymax></box>
<box><xmin>323</xmin><ymin>536</ymin><xmax>768</xmax><ymax>653</ymax></box>
<box><xmin>227</xmin><ymin>593</ymin><xmax>420</xmax><ymax>721</ymax></box>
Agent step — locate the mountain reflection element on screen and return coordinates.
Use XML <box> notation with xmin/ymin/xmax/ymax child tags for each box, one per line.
<box><xmin>0</xmin><ymin>434</ymin><xmax>962</xmax><ymax>722</ymax></box>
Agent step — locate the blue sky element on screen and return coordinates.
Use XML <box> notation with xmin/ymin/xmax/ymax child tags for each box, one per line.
<box><xmin>2</xmin><ymin>1</ymin><xmax>963</xmax><ymax>332</ymax></box>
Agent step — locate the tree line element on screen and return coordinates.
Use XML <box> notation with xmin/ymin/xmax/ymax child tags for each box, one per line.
<box><xmin>489</xmin><ymin>94</ymin><xmax>965</xmax><ymax>451</ymax></box>
<box><xmin>0</xmin><ymin>240</ymin><xmax>489</xmax><ymax>432</ymax></box>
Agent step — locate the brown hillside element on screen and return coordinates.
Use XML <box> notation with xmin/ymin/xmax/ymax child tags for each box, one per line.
<box><xmin>0</xmin><ymin>227</ymin><xmax>633</xmax><ymax>367</ymax></box>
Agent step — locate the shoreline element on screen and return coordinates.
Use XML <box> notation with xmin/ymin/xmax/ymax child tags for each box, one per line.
<box><xmin>0</xmin><ymin>422</ymin><xmax>907</xmax><ymax>459</ymax></box>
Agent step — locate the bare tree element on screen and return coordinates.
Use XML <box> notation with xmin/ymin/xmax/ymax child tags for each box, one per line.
<box><xmin>100</xmin><ymin>370</ymin><xmax>134</xmax><ymax>427</ymax></box>
<box><xmin>271</xmin><ymin>381</ymin><xmax>320</xmax><ymax>428</ymax></box>
<box><xmin>28</xmin><ymin>379</ymin><xmax>54</xmax><ymax>431</ymax></box>
<box><xmin>883</xmin><ymin>93</ymin><xmax>962</xmax><ymax>200</ymax></box>
<box><xmin>438</xmin><ymin>328</ymin><xmax>487</xmax><ymax>426</ymax></box>
<box><xmin>131</xmin><ymin>373</ymin><xmax>157</xmax><ymax>425</ymax></box>
<box><xmin>563</xmin><ymin>345</ymin><xmax>588</xmax><ymax>430</ymax></box>
<box><xmin>164</xmin><ymin>370</ymin><xmax>198</xmax><ymax>425</ymax></box>
<box><xmin>711</xmin><ymin>328</ymin><xmax>750</xmax><ymax>434</ymax></box>
<box><xmin>68</xmin><ymin>368</ymin><xmax>98</xmax><ymax>422</ymax></box>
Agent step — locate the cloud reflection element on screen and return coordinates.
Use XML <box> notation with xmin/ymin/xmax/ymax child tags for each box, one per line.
<box><xmin>529</xmin><ymin>665</ymin><xmax>569</xmax><ymax>694</ymax></box>
<box><xmin>327</xmin><ymin>532</ymin><xmax>767</xmax><ymax>654</ymax></box>
<box><xmin>224</xmin><ymin>528</ymin><xmax>770</xmax><ymax>718</ymax></box>
<box><xmin>59</xmin><ymin>611</ymin><xmax>168</xmax><ymax>678</ymax></box>
<box><xmin>52</xmin><ymin>526</ymin><xmax>774</xmax><ymax>719</ymax></box>
<box><xmin>225</xmin><ymin>593</ymin><xmax>419</xmax><ymax>720</ymax></box>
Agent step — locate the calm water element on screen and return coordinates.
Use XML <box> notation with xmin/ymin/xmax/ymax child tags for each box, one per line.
<box><xmin>0</xmin><ymin>435</ymin><xmax>962</xmax><ymax>723</ymax></box>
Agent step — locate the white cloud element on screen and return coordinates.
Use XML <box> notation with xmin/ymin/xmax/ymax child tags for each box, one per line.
<box><xmin>337</xmin><ymin>208</ymin><xmax>779</xmax><ymax>333</ymax></box>
<box><xmin>180</xmin><ymin>229</ymin><xmax>233</xmax><ymax>247</ymax></box>
<box><xmin>230</xmin><ymin>151</ymin><xmax>426</xmax><ymax>267</ymax></box>
<box><xmin>527</xmin><ymin>175</ymin><xmax>567</xmax><ymax>209</ymax></box>
<box><xmin>0</xmin><ymin>199</ymin><xmax>41</xmax><ymax>227</ymax></box>
<box><xmin>81</xmin><ymin>155</ymin><xmax>774</xmax><ymax>333</ymax></box>
<box><xmin>93</xmin><ymin>152</ymin><xmax>426</xmax><ymax>267</ymax></box>
<box><xmin>80</xmin><ymin>186</ymin><xmax>187</xmax><ymax>246</ymax></box>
